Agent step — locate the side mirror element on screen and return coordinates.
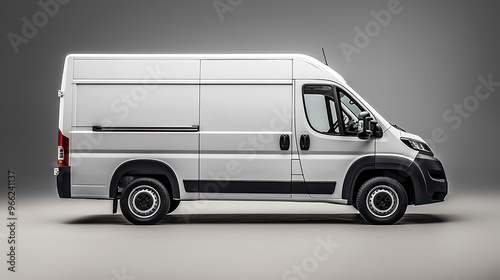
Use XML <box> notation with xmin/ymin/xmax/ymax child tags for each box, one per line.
<box><xmin>357</xmin><ymin>111</ymin><xmax>376</xmax><ymax>140</ymax></box>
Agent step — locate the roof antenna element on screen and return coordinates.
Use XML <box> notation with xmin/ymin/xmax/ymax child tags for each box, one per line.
<box><xmin>321</xmin><ymin>48</ymin><xmax>329</xmax><ymax>66</ymax></box>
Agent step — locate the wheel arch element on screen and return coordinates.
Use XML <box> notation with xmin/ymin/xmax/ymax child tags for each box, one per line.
<box><xmin>109</xmin><ymin>159</ymin><xmax>180</xmax><ymax>200</ymax></box>
<box><xmin>342</xmin><ymin>155</ymin><xmax>423</xmax><ymax>205</ymax></box>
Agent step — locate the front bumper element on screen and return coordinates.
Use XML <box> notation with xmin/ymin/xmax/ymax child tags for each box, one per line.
<box><xmin>55</xmin><ymin>166</ymin><xmax>71</xmax><ymax>198</ymax></box>
<box><xmin>408</xmin><ymin>153</ymin><xmax>448</xmax><ymax>205</ymax></box>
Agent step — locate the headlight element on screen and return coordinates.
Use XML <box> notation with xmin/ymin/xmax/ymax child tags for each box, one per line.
<box><xmin>401</xmin><ymin>138</ymin><xmax>434</xmax><ymax>156</ymax></box>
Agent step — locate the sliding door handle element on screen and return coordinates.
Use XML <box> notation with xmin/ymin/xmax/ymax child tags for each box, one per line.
<box><xmin>280</xmin><ymin>134</ymin><xmax>290</xmax><ymax>150</ymax></box>
<box><xmin>300</xmin><ymin>134</ymin><xmax>310</xmax><ymax>150</ymax></box>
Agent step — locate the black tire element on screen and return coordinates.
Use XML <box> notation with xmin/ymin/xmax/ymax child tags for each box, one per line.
<box><xmin>356</xmin><ymin>176</ymin><xmax>408</xmax><ymax>225</ymax></box>
<box><xmin>167</xmin><ymin>199</ymin><xmax>181</xmax><ymax>214</ymax></box>
<box><xmin>120</xmin><ymin>178</ymin><xmax>170</xmax><ymax>225</ymax></box>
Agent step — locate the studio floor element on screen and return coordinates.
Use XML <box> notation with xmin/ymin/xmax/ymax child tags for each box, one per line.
<box><xmin>1</xmin><ymin>190</ymin><xmax>499</xmax><ymax>280</ymax></box>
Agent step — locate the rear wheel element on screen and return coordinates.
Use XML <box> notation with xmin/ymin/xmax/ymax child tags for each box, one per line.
<box><xmin>120</xmin><ymin>177</ymin><xmax>170</xmax><ymax>225</ymax></box>
<box><xmin>356</xmin><ymin>176</ymin><xmax>408</xmax><ymax>225</ymax></box>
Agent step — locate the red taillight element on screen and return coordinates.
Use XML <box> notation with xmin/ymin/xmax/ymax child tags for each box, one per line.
<box><xmin>58</xmin><ymin>129</ymin><xmax>69</xmax><ymax>166</ymax></box>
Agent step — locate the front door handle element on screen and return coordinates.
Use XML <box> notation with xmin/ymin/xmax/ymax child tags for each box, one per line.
<box><xmin>300</xmin><ymin>134</ymin><xmax>310</xmax><ymax>150</ymax></box>
<box><xmin>280</xmin><ymin>134</ymin><xmax>290</xmax><ymax>150</ymax></box>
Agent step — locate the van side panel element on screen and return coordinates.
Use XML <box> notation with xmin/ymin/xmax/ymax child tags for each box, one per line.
<box><xmin>74</xmin><ymin>59</ymin><xmax>199</xmax><ymax>80</ymax></box>
<box><xmin>70</xmin><ymin>84</ymin><xmax>200</xmax><ymax>199</ymax></box>
<box><xmin>199</xmin><ymin>84</ymin><xmax>293</xmax><ymax>199</ymax></box>
<box><xmin>74</xmin><ymin>85</ymin><xmax>199</xmax><ymax>127</ymax></box>
<box><xmin>201</xmin><ymin>60</ymin><xmax>292</xmax><ymax>80</ymax></box>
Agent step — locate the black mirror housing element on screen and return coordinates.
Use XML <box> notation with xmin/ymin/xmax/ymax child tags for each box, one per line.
<box><xmin>373</xmin><ymin>123</ymin><xmax>383</xmax><ymax>138</ymax></box>
<box><xmin>357</xmin><ymin>111</ymin><xmax>382</xmax><ymax>140</ymax></box>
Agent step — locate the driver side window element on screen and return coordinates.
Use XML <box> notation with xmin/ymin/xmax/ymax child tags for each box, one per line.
<box><xmin>303</xmin><ymin>85</ymin><xmax>339</xmax><ymax>135</ymax></box>
<box><xmin>303</xmin><ymin>85</ymin><xmax>366</xmax><ymax>136</ymax></box>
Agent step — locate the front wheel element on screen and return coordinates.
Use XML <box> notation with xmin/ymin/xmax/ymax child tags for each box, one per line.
<box><xmin>356</xmin><ymin>177</ymin><xmax>408</xmax><ymax>225</ymax></box>
<box><xmin>120</xmin><ymin>178</ymin><xmax>170</xmax><ymax>225</ymax></box>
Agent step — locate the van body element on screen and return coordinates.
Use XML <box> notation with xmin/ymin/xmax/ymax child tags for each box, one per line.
<box><xmin>55</xmin><ymin>54</ymin><xmax>447</xmax><ymax>225</ymax></box>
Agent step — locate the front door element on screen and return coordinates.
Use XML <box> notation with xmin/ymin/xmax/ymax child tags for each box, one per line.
<box><xmin>295</xmin><ymin>81</ymin><xmax>375</xmax><ymax>199</ymax></box>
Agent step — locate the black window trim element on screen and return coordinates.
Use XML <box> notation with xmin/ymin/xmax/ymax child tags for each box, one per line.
<box><xmin>302</xmin><ymin>84</ymin><xmax>341</xmax><ymax>136</ymax></box>
<box><xmin>302</xmin><ymin>83</ymin><xmax>369</xmax><ymax>137</ymax></box>
<box><xmin>332</xmin><ymin>88</ymin><xmax>346</xmax><ymax>135</ymax></box>
<box><xmin>324</xmin><ymin>96</ymin><xmax>337</xmax><ymax>134</ymax></box>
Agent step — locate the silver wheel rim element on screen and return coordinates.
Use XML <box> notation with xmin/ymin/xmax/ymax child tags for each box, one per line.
<box><xmin>366</xmin><ymin>185</ymin><xmax>399</xmax><ymax>218</ymax></box>
<box><xmin>128</xmin><ymin>185</ymin><xmax>160</xmax><ymax>219</ymax></box>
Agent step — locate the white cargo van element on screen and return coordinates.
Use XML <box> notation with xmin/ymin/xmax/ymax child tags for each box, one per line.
<box><xmin>55</xmin><ymin>54</ymin><xmax>447</xmax><ymax>225</ymax></box>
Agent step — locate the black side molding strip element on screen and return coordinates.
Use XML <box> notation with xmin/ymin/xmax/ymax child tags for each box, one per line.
<box><xmin>92</xmin><ymin>125</ymin><xmax>199</xmax><ymax>132</ymax></box>
<box><xmin>189</xmin><ymin>180</ymin><xmax>290</xmax><ymax>194</ymax></box>
<box><xmin>184</xmin><ymin>180</ymin><xmax>335</xmax><ymax>195</ymax></box>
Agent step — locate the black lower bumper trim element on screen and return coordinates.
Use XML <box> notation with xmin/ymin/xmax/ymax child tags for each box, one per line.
<box><xmin>409</xmin><ymin>153</ymin><xmax>448</xmax><ymax>205</ymax></box>
<box><xmin>57</xmin><ymin>166</ymin><xmax>71</xmax><ymax>198</ymax></box>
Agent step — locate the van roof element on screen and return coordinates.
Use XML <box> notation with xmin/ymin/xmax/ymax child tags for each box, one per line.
<box><xmin>68</xmin><ymin>53</ymin><xmax>323</xmax><ymax>60</ymax></box>
<box><xmin>66</xmin><ymin>53</ymin><xmax>346</xmax><ymax>83</ymax></box>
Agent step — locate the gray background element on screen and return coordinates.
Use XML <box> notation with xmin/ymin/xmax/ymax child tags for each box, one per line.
<box><xmin>0</xmin><ymin>1</ymin><xmax>499</xmax><ymax>279</ymax></box>
<box><xmin>2</xmin><ymin>0</ymin><xmax>500</xmax><ymax>196</ymax></box>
